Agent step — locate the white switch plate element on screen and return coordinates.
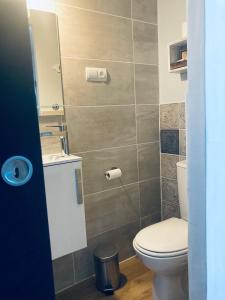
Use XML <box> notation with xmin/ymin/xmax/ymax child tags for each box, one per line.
<box><xmin>86</xmin><ymin>67</ymin><xmax>107</xmax><ymax>82</ymax></box>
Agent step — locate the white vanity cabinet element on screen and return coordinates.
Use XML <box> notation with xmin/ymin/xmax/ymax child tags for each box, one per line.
<box><xmin>43</xmin><ymin>155</ymin><xmax>87</xmax><ymax>260</ymax></box>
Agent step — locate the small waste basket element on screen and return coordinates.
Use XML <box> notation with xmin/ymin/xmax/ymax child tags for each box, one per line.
<box><xmin>94</xmin><ymin>243</ymin><xmax>121</xmax><ymax>294</ymax></box>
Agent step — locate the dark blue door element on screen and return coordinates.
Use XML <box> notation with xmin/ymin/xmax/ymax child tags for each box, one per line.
<box><xmin>0</xmin><ymin>1</ymin><xmax>55</xmax><ymax>299</ymax></box>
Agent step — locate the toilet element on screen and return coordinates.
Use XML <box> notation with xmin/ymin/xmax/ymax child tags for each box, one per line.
<box><xmin>133</xmin><ymin>160</ymin><xmax>188</xmax><ymax>300</ymax></box>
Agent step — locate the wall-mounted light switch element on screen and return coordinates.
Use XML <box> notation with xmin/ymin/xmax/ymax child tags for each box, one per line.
<box><xmin>85</xmin><ymin>67</ymin><xmax>107</xmax><ymax>82</ymax></box>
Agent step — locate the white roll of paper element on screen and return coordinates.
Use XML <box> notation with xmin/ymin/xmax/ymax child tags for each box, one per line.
<box><xmin>105</xmin><ymin>168</ymin><xmax>122</xmax><ymax>180</ymax></box>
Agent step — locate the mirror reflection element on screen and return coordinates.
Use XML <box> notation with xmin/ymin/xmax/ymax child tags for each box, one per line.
<box><xmin>29</xmin><ymin>9</ymin><xmax>64</xmax><ymax>116</ymax></box>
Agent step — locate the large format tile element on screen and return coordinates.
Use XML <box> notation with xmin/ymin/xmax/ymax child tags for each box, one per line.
<box><xmin>133</xmin><ymin>21</ymin><xmax>158</xmax><ymax>64</ymax></box>
<box><xmin>160</xmin><ymin>103</ymin><xmax>179</xmax><ymax>129</ymax></box>
<box><xmin>132</xmin><ymin>0</ymin><xmax>157</xmax><ymax>23</ymax></box>
<box><xmin>73</xmin><ymin>247</ymin><xmax>94</xmax><ymax>284</ymax></box>
<box><xmin>85</xmin><ymin>183</ymin><xmax>140</xmax><ymax>239</ymax></box>
<box><xmin>79</xmin><ymin>145</ymin><xmax>138</xmax><ymax>195</ymax></box>
<box><xmin>161</xmin><ymin>154</ymin><xmax>179</xmax><ymax>179</ymax></box>
<box><xmin>161</xmin><ymin>178</ymin><xmax>179</xmax><ymax>207</ymax></box>
<box><xmin>138</xmin><ymin>142</ymin><xmax>160</xmax><ymax>181</ymax></box>
<box><xmin>141</xmin><ymin>212</ymin><xmax>161</xmax><ymax>228</ymax></box>
<box><xmin>162</xmin><ymin>202</ymin><xmax>180</xmax><ymax>220</ymax></box>
<box><xmin>57</xmin><ymin>5</ymin><xmax>133</xmax><ymax>61</ymax></box>
<box><xmin>135</xmin><ymin>64</ymin><xmax>159</xmax><ymax>104</ymax></box>
<box><xmin>139</xmin><ymin>178</ymin><xmax>161</xmax><ymax>217</ymax></box>
<box><xmin>136</xmin><ymin>105</ymin><xmax>159</xmax><ymax>143</ymax></box>
<box><xmin>66</xmin><ymin>106</ymin><xmax>136</xmax><ymax>153</ymax></box>
<box><xmin>88</xmin><ymin>221</ymin><xmax>140</xmax><ymax>262</ymax></box>
<box><xmin>179</xmin><ymin>129</ymin><xmax>186</xmax><ymax>156</ymax></box>
<box><xmin>179</xmin><ymin>102</ymin><xmax>186</xmax><ymax>129</ymax></box>
<box><xmin>52</xmin><ymin>254</ymin><xmax>75</xmax><ymax>293</ymax></box>
<box><xmin>56</xmin><ymin>0</ymin><xmax>131</xmax><ymax>18</ymax></box>
<box><xmin>62</xmin><ymin>59</ymin><xmax>134</xmax><ymax>106</ymax></box>
<box><xmin>160</xmin><ymin>129</ymin><xmax>179</xmax><ymax>155</ymax></box>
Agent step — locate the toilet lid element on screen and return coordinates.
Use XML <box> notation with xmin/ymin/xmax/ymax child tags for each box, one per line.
<box><xmin>135</xmin><ymin>218</ymin><xmax>188</xmax><ymax>255</ymax></box>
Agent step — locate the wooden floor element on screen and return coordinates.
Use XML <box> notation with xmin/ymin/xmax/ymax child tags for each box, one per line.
<box><xmin>56</xmin><ymin>257</ymin><xmax>153</xmax><ymax>300</ymax></box>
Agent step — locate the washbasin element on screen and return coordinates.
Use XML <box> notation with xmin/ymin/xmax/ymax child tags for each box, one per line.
<box><xmin>42</xmin><ymin>154</ymin><xmax>82</xmax><ymax>166</ymax></box>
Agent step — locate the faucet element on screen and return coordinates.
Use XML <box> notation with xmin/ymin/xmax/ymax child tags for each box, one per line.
<box><xmin>46</xmin><ymin>124</ymin><xmax>69</xmax><ymax>156</ymax></box>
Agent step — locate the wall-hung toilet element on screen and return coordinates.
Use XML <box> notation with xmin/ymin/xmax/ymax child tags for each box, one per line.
<box><xmin>133</xmin><ymin>160</ymin><xmax>188</xmax><ymax>300</ymax></box>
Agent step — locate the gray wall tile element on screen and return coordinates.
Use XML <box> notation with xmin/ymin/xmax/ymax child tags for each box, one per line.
<box><xmin>88</xmin><ymin>221</ymin><xmax>140</xmax><ymax>262</ymax></box>
<box><xmin>73</xmin><ymin>248</ymin><xmax>94</xmax><ymax>283</ymax></box>
<box><xmin>135</xmin><ymin>64</ymin><xmax>159</xmax><ymax>104</ymax></box>
<box><xmin>160</xmin><ymin>129</ymin><xmax>179</xmax><ymax>155</ymax></box>
<box><xmin>57</xmin><ymin>6</ymin><xmax>133</xmax><ymax>61</ymax></box>
<box><xmin>179</xmin><ymin>129</ymin><xmax>186</xmax><ymax>156</ymax></box>
<box><xmin>179</xmin><ymin>102</ymin><xmax>186</xmax><ymax>129</ymax></box>
<box><xmin>78</xmin><ymin>146</ymin><xmax>138</xmax><ymax>195</ymax></box>
<box><xmin>52</xmin><ymin>254</ymin><xmax>75</xmax><ymax>293</ymax></box>
<box><xmin>66</xmin><ymin>106</ymin><xmax>136</xmax><ymax>153</ymax></box>
<box><xmin>162</xmin><ymin>202</ymin><xmax>180</xmax><ymax>220</ymax></box>
<box><xmin>160</xmin><ymin>103</ymin><xmax>179</xmax><ymax>129</ymax></box>
<box><xmin>132</xmin><ymin>0</ymin><xmax>157</xmax><ymax>23</ymax></box>
<box><xmin>136</xmin><ymin>105</ymin><xmax>159</xmax><ymax>143</ymax></box>
<box><xmin>141</xmin><ymin>212</ymin><xmax>161</xmax><ymax>228</ymax></box>
<box><xmin>161</xmin><ymin>177</ymin><xmax>179</xmax><ymax>207</ymax></box>
<box><xmin>62</xmin><ymin>59</ymin><xmax>135</xmax><ymax>106</ymax></box>
<box><xmin>133</xmin><ymin>21</ymin><xmax>158</xmax><ymax>64</ymax></box>
<box><xmin>56</xmin><ymin>0</ymin><xmax>131</xmax><ymax>18</ymax></box>
<box><xmin>140</xmin><ymin>178</ymin><xmax>161</xmax><ymax>217</ymax></box>
<box><xmin>138</xmin><ymin>142</ymin><xmax>160</xmax><ymax>180</ymax></box>
<box><xmin>85</xmin><ymin>183</ymin><xmax>140</xmax><ymax>239</ymax></box>
<box><xmin>161</xmin><ymin>154</ymin><xmax>179</xmax><ymax>179</ymax></box>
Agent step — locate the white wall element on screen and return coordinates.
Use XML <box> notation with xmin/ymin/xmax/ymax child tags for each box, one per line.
<box><xmin>158</xmin><ymin>0</ymin><xmax>187</xmax><ymax>104</ymax></box>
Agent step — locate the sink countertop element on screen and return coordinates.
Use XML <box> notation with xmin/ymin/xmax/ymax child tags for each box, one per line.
<box><xmin>42</xmin><ymin>154</ymin><xmax>82</xmax><ymax>167</ymax></box>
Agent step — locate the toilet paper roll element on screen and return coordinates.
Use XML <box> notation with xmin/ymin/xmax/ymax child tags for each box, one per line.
<box><xmin>105</xmin><ymin>168</ymin><xmax>122</xmax><ymax>180</ymax></box>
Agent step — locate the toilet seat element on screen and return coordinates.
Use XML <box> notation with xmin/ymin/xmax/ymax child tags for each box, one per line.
<box><xmin>134</xmin><ymin>218</ymin><xmax>188</xmax><ymax>258</ymax></box>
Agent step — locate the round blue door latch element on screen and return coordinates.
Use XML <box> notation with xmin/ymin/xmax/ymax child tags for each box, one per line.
<box><xmin>1</xmin><ymin>156</ymin><xmax>33</xmax><ymax>187</ymax></box>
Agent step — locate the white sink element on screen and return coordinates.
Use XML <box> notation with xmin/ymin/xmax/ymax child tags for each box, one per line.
<box><xmin>42</xmin><ymin>154</ymin><xmax>82</xmax><ymax>167</ymax></box>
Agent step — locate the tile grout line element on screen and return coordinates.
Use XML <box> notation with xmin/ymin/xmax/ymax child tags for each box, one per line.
<box><xmin>71</xmin><ymin>141</ymin><xmax>160</xmax><ymax>155</ymax></box>
<box><xmin>56</xmin><ymin>1</ymin><xmax>158</xmax><ymax>26</ymax></box>
<box><xmin>61</xmin><ymin>104</ymin><xmax>160</xmax><ymax>108</ymax></box>
<box><xmin>62</xmin><ymin>55</ymin><xmax>158</xmax><ymax>67</ymax></box>
<box><xmin>83</xmin><ymin>177</ymin><xmax>161</xmax><ymax>197</ymax></box>
<box><xmin>131</xmin><ymin>0</ymin><xmax>142</xmax><ymax>231</ymax></box>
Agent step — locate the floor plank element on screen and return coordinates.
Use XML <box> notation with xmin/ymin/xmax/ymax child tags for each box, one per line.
<box><xmin>56</xmin><ymin>257</ymin><xmax>153</xmax><ymax>300</ymax></box>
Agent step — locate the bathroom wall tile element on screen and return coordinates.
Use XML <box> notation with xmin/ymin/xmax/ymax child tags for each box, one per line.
<box><xmin>73</xmin><ymin>247</ymin><xmax>94</xmax><ymax>283</ymax></box>
<box><xmin>162</xmin><ymin>202</ymin><xmax>180</xmax><ymax>220</ymax></box>
<box><xmin>139</xmin><ymin>178</ymin><xmax>161</xmax><ymax>217</ymax></box>
<box><xmin>160</xmin><ymin>103</ymin><xmax>179</xmax><ymax>129</ymax></box>
<box><xmin>66</xmin><ymin>106</ymin><xmax>136</xmax><ymax>153</ymax></box>
<box><xmin>138</xmin><ymin>142</ymin><xmax>160</xmax><ymax>181</ymax></box>
<box><xmin>160</xmin><ymin>129</ymin><xmax>179</xmax><ymax>155</ymax></box>
<box><xmin>132</xmin><ymin>0</ymin><xmax>157</xmax><ymax>24</ymax></box>
<box><xmin>133</xmin><ymin>21</ymin><xmax>158</xmax><ymax>65</ymax></box>
<box><xmin>56</xmin><ymin>0</ymin><xmax>131</xmax><ymax>18</ymax></box>
<box><xmin>79</xmin><ymin>145</ymin><xmax>138</xmax><ymax>195</ymax></box>
<box><xmin>135</xmin><ymin>64</ymin><xmax>159</xmax><ymax>104</ymax></box>
<box><xmin>40</xmin><ymin>137</ymin><xmax>61</xmax><ymax>155</ymax></box>
<box><xmin>85</xmin><ymin>183</ymin><xmax>140</xmax><ymax>239</ymax></box>
<box><xmin>161</xmin><ymin>178</ymin><xmax>179</xmax><ymax>207</ymax></box>
<box><xmin>52</xmin><ymin>254</ymin><xmax>75</xmax><ymax>293</ymax></box>
<box><xmin>140</xmin><ymin>211</ymin><xmax>161</xmax><ymax>228</ymax></box>
<box><xmin>62</xmin><ymin>59</ymin><xmax>135</xmax><ymax>106</ymax></box>
<box><xmin>179</xmin><ymin>129</ymin><xmax>186</xmax><ymax>156</ymax></box>
<box><xmin>161</xmin><ymin>154</ymin><xmax>179</xmax><ymax>179</ymax></box>
<box><xmin>136</xmin><ymin>105</ymin><xmax>159</xmax><ymax>143</ymax></box>
<box><xmin>88</xmin><ymin>221</ymin><xmax>140</xmax><ymax>262</ymax></box>
<box><xmin>57</xmin><ymin>6</ymin><xmax>133</xmax><ymax>61</ymax></box>
<box><xmin>179</xmin><ymin>102</ymin><xmax>186</xmax><ymax>129</ymax></box>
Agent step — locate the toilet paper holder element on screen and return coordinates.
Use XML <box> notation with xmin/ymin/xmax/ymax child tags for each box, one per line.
<box><xmin>105</xmin><ymin>167</ymin><xmax>122</xmax><ymax>181</ymax></box>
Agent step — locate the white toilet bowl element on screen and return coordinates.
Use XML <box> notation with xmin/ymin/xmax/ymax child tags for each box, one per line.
<box><xmin>133</xmin><ymin>217</ymin><xmax>188</xmax><ymax>300</ymax></box>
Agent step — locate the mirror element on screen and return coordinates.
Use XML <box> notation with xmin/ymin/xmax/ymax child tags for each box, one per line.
<box><xmin>29</xmin><ymin>9</ymin><xmax>64</xmax><ymax>116</ymax></box>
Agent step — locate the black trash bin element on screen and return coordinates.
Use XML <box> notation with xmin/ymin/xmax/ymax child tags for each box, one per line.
<box><xmin>94</xmin><ymin>243</ymin><xmax>121</xmax><ymax>295</ymax></box>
